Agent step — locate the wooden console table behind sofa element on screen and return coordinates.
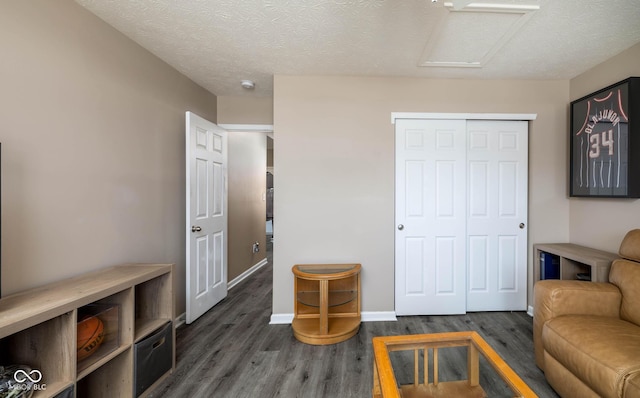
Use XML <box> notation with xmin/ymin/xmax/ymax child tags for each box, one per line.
<box><xmin>533</xmin><ymin>243</ymin><xmax>618</xmax><ymax>282</ymax></box>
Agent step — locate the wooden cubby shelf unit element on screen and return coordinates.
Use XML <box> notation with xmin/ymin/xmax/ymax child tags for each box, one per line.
<box><xmin>533</xmin><ymin>243</ymin><xmax>618</xmax><ymax>282</ymax></box>
<box><xmin>0</xmin><ymin>263</ymin><xmax>175</xmax><ymax>398</ymax></box>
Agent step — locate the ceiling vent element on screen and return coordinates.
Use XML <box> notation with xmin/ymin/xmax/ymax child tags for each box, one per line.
<box><xmin>420</xmin><ymin>1</ymin><xmax>540</xmax><ymax>68</ymax></box>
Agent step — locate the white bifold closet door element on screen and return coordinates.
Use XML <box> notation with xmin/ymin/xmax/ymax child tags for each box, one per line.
<box><xmin>395</xmin><ymin>118</ymin><xmax>528</xmax><ymax>315</ymax></box>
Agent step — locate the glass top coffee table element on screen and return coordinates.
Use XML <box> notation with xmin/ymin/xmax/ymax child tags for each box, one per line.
<box><xmin>372</xmin><ymin>331</ymin><xmax>537</xmax><ymax>398</ymax></box>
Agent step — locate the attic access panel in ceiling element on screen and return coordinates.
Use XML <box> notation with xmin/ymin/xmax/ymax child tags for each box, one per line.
<box><xmin>420</xmin><ymin>1</ymin><xmax>540</xmax><ymax>68</ymax></box>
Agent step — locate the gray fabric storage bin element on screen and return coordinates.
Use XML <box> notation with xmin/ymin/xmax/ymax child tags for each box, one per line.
<box><xmin>54</xmin><ymin>385</ymin><xmax>74</xmax><ymax>398</ymax></box>
<box><xmin>134</xmin><ymin>321</ymin><xmax>173</xmax><ymax>397</ymax></box>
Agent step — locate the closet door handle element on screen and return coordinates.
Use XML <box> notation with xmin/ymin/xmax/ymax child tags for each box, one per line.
<box><xmin>397</xmin><ymin>224</ymin><xmax>404</xmax><ymax>231</ymax></box>
<box><xmin>192</xmin><ymin>226</ymin><xmax>202</xmax><ymax>233</ymax></box>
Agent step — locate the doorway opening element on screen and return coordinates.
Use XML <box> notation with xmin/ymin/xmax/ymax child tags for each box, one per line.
<box><xmin>266</xmin><ymin>135</ymin><xmax>274</xmax><ymax>245</ymax></box>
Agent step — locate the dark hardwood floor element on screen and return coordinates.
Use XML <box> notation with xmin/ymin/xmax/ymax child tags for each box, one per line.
<box><xmin>149</xmin><ymin>240</ymin><xmax>559</xmax><ymax>397</ymax></box>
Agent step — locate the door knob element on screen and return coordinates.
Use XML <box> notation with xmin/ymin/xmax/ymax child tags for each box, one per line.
<box><xmin>191</xmin><ymin>226</ymin><xmax>202</xmax><ymax>232</ymax></box>
<box><xmin>519</xmin><ymin>223</ymin><xmax>525</xmax><ymax>229</ymax></box>
<box><xmin>398</xmin><ymin>224</ymin><xmax>404</xmax><ymax>230</ymax></box>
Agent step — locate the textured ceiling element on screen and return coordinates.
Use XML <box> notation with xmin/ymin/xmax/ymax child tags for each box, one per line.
<box><xmin>75</xmin><ymin>0</ymin><xmax>640</xmax><ymax>97</ymax></box>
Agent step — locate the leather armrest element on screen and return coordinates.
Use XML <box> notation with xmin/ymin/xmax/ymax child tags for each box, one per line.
<box><xmin>533</xmin><ymin>280</ymin><xmax>621</xmax><ymax>370</ymax></box>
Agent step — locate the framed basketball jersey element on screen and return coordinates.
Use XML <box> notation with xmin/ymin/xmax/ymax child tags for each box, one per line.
<box><xmin>570</xmin><ymin>77</ymin><xmax>640</xmax><ymax>197</ymax></box>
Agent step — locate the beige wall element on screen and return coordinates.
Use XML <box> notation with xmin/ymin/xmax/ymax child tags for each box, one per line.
<box><xmin>228</xmin><ymin>132</ymin><xmax>267</xmax><ymax>281</ymax></box>
<box><xmin>569</xmin><ymin>43</ymin><xmax>640</xmax><ymax>251</ymax></box>
<box><xmin>273</xmin><ymin>76</ymin><xmax>570</xmax><ymax>315</ymax></box>
<box><xmin>0</xmin><ymin>1</ymin><xmax>217</xmax><ymax>317</ymax></box>
<box><xmin>217</xmin><ymin>96</ymin><xmax>274</xmax><ymax>125</ymax></box>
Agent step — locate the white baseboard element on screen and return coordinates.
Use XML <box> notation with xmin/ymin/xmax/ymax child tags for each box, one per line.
<box><xmin>527</xmin><ymin>305</ymin><xmax>534</xmax><ymax>317</ymax></box>
<box><xmin>228</xmin><ymin>258</ymin><xmax>268</xmax><ymax>290</ymax></box>
<box><xmin>269</xmin><ymin>311</ymin><xmax>398</xmax><ymax>325</ymax></box>
<box><xmin>270</xmin><ymin>313</ymin><xmax>294</xmax><ymax>324</ymax></box>
<box><xmin>362</xmin><ymin>311</ymin><xmax>397</xmax><ymax>322</ymax></box>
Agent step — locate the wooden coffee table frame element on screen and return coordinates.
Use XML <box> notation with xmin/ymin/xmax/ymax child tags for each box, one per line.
<box><xmin>372</xmin><ymin>331</ymin><xmax>537</xmax><ymax>398</ymax></box>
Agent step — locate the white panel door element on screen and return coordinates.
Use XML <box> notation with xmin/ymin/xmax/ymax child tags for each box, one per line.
<box><xmin>395</xmin><ymin>119</ymin><xmax>467</xmax><ymax>315</ymax></box>
<box><xmin>466</xmin><ymin>120</ymin><xmax>528</xmax><ymax>311</ymax></box>
<box><xmin>186</xmin><ymin>112</ymin><xmax>228</xmax><ymax>324</ymax></box>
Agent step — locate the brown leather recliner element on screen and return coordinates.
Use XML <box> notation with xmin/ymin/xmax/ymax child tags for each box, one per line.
<box><xmin>533</xmin><ymin>229</ymin><xmax>640</xmax><ymax>398</ymax></box>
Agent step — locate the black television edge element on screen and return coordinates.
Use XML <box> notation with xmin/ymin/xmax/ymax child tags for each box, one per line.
<box><xmin>1</xmin><ymin>142</ymin><xmax>2</xmax><ymax>298</ymax></box>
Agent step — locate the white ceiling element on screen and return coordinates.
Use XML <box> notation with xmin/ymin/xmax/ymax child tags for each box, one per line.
<box><xmin>75</xmin><ymin>0</ymin><xmax>640</xmax><ymax>97</ymax></box>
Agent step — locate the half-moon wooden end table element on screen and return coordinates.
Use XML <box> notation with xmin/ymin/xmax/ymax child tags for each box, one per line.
<box><xmin>291</xmin><ymin>263</ymin><xmax>361</xmax><ymax>345</ymax></box>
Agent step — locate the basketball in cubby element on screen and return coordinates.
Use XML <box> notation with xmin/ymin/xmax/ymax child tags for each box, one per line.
<box><xmin>77</xmin><ymin>316</ymin><xmax>105</xmax><ymax>361</ymax></box>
